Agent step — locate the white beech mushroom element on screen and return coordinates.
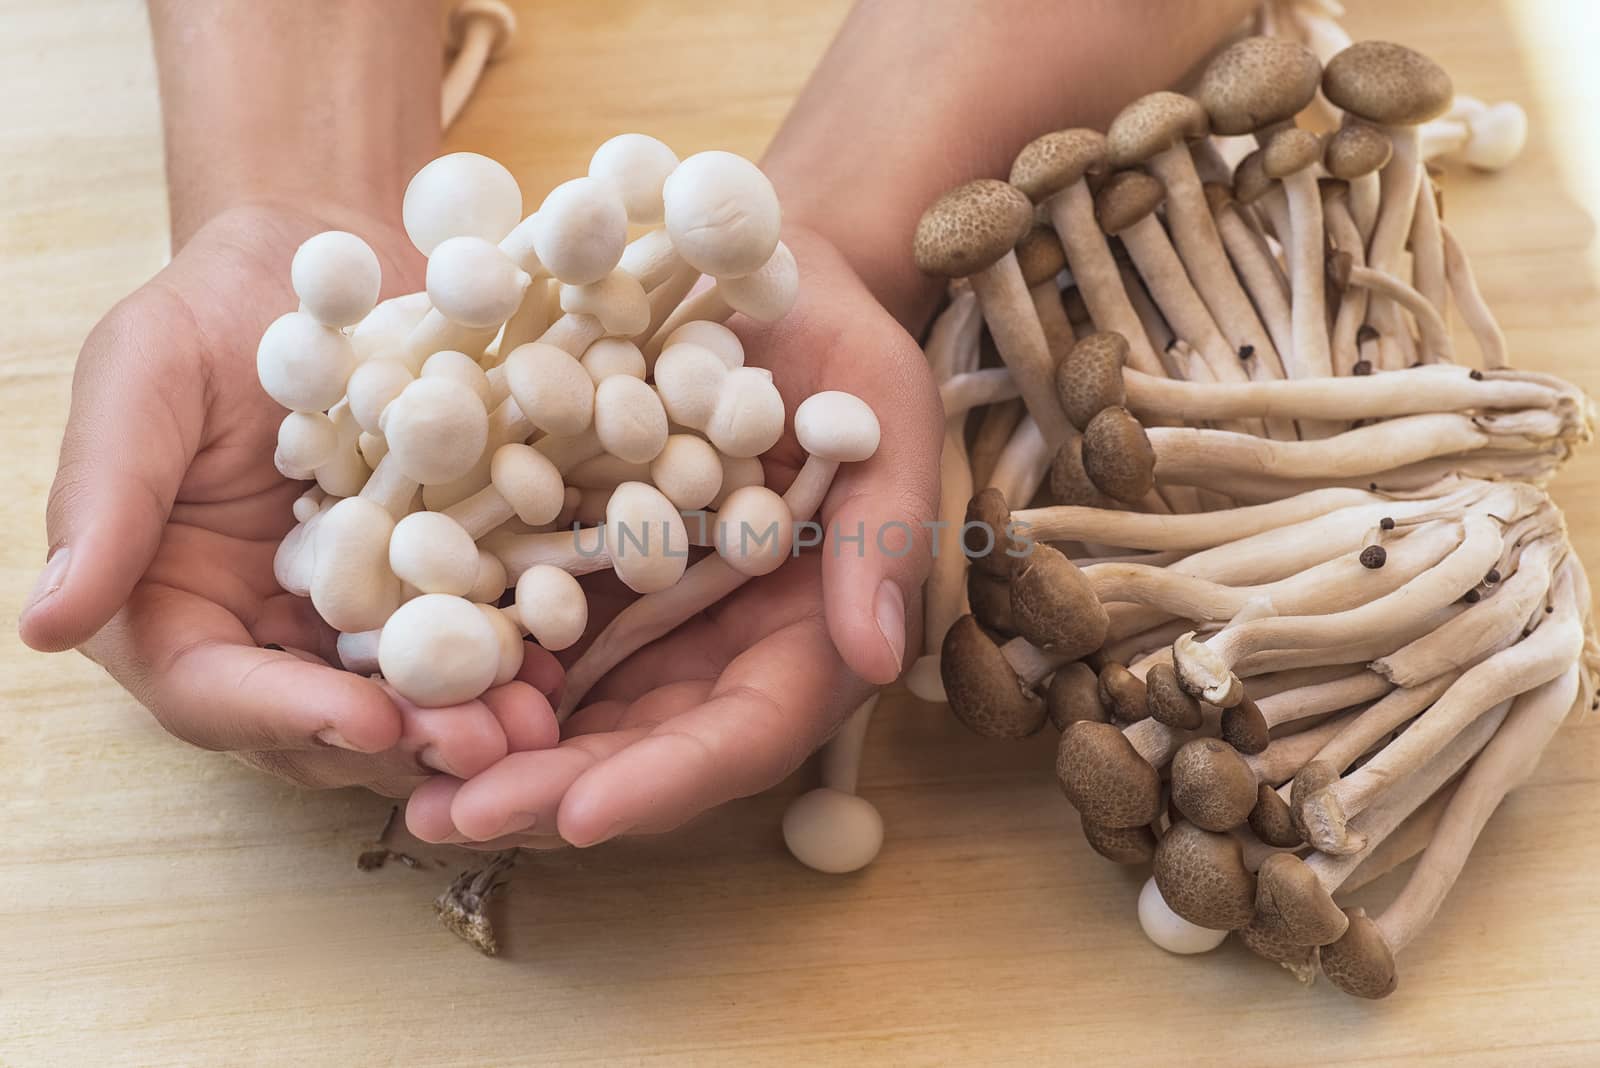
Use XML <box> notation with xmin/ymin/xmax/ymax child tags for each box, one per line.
<box><xmin>439</xmin><ymin>442</ymin><xmax>566</xmax><ymax>538</ymax></box>
<box><xmin>401</xmin><ymin>152</ymin><xmax>523</xmax><ymax>256</ymax></box>
<box><xmin>256</xmin><ymin>310</ymin><xmax>358</xmax><ymax>413</ymax></box>
<box><xmin>487</xmin><ymin>480</ymin><xmax>688</xmax><ymax>594</ymax></box>
<box><xmin>782</xmin><ymin>695</ymin><xmax>885</xmax><ymax>875</ymax></box>
<box><xmin>587</xmin><ymin>132</ymin><xmax>679</xmax><ymax>224</ymax></box>
<box><xmin>647</xmin><ymin>240</ymin><xmax>799</xmax><ymax>349</ymax></box>
<box><xmin>514</xmin><ymin>564</ymin><xmax>588</xmax><ymax>651</ymax></box>
<box><xmin>1261</xmin><ymin>127</ymin><xmax>1337</xmax><ymax>392</ymax></box>
<box><xmin>378</xmin><ymin>593</ymin><xmax>503</xmax><ymax>707</ymax></box>
<box><xmin>1418</xmin><ymin>98</ymin><xmax>1528</xmax><ymax>172</ymax></box>
<box><xmin>291</xmin><ymin>230</ymin><xmax>382</xmax><ymax>329</ymax></box>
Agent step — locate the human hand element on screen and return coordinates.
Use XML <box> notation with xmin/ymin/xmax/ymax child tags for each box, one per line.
<box><xmin>18</xmin><ymin>201</ymin><xmax>561</xmax><ymax>795</ymax></box>
<box><xmin>405</xmin><ymin>225</ymin><xmax>944</xmax><ymax>847</ymax></box>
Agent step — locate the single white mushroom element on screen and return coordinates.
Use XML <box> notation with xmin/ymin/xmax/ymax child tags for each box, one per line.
<box><xmin>713</xmin><ymin>485</ymin><xmax>795</xmax><ymax>577</ymax></box>
<box><xmin>256</xmin><ymin>311</ymin><xmax>357</xmax><ymax>412</ymax></box>
<box><xmin>379</xmin><ymin>593</ymin><xmax>502</xmax><ymax>707</ymax></box>
<box><xmin>388</xmin><ymin>510</ymin><xmax>481</xmax><ymax>596</ymax></box>
<box><xmin>275</xmin><ymin>411</ymin><xmax>339</xmax><ymax>479</ymax></box>
<box><xmin>531</xmin><ymin>176</ymin><xmax>628</xmax><ymax>286</ymax></box>
<box><xmin>560</xmin><ymin>269</ymin><xmax>650</xmax><ymax>337</ymax></box>
<box><xmin>662</xmin><ymin>150</ymin><xmax>782</xmax><ymax>278</ymax></box>
<box><xmin>591</xmin><ymin>374</ymin><xmax>669</xmax><ymax>464</ymax></box>
<box><xmin>402</xmin><ymin>151</ymin><xmax>523</xmax><ymax>255</ymax></box>
<box><xmin>514</xmin><ymin>564</ymin><xmax>588</xmax><ymax>650</ymax></box>
<box><xmin>291</xmin><ymin>230</ymin><xmax>382</xmax><ymax>328</ymax></box>
<box><xmin>425</xmin><ymin>234</ymin><xmax>532</xmax><ymax>329</ymax></box>
<box><xmin>488</xmin><ymin>480</ymin><xmax>689</xmax><ymax>594</ymax></box>
<box><xmin>782</xmin><ymin>695</ymin><xmax>885</xmax><ymax>874</ymax></box>
<box><xmin>649</xmin><ymin>433</ymin><xmax>723</xmax><ymax>510</ymax></box>
<box><xmin>310</xmin><ymin>497</ymin><xmax>402</xmax><ymax>633</ymax></box>
<box><xmin>588</xmin><ymin>132</ymin><xmax>679</xmax><ymax>224</ymax></box>
<box><xmin>580</xmin><ymin>337</ymin><xmax>646</xmax><ymax>383</ymax></box>
<box><xmin>703</xmin><ymin>366</ymin><xmax>786</xmax><ymax>458</ymax></box>
<box><xmin>1138</xmin><ymin>875</ymin><xmax>1229</xmax><ymax>954</ymax></box>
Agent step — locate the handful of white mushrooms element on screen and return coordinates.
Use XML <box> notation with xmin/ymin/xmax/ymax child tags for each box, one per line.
<box><xmin>892</xmin><ymin>3</ymin><xmax>1598</xmax><ymax>1001</ymax></box>
<box><xmin>259</xmin><ymin>138</ymin><xmax>883</xmax><ymax>748</ymax></box>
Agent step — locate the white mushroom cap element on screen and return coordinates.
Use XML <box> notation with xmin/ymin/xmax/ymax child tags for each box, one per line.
<box><xmin>503</xmin><ymin>341</ymin><xmax>595</xmax><ymax>437</ymax></box>
<box><xmin>650</xmin><ymin>434</ymin><xmax>723</xmax><ymax>510</ymax></box>
<box><xmin>346</xmin><ymin>358</ymin><xmax>415</xmax><ymax>432</ymax></box>
<box><xmin>335</xmin><ymin>628</ymin><xmax>381</xmax><ymax>675</ymax></box>
<box><xmin>1137</xmin><ymin>876</ymin><xmax>1229</xmax><ymax>954</ymax></box>
<box><xmin>310</xmin><ymin>496</ymin><xmax>401</xmax><ymax>633</ymax></box>
<box><xmin>711</xmin><ymin>452</ymin><xmax>765</xmax><ymax>508</ymax></box>
<box><xmin>588</xmin><ymin>133</ymin><xmax>680</xmax><ymax>224</ymax></box>
<box><xmin>605</xmin><ymin>481</ymin><xmax>689</xmax><ymax>593</ymax></box>
<box><xmin>275</xmin><ymin>411</ymin><xmax>338</xmax><ymax>478</ymax></box>
<box><xmin>781</xmin><ymin>788</ymin><xmax>884</xmax><ymax>874</ymax></box>
<box><xmin>467</xmin><ymin>548</ymin><xmax>508</xmax><ymax>604</ymax></box>
<box><xmin>532</xmin><ymin>176</ymin><xmax>628</xmax><ymax>285</ymax></box>
<box><xmin>292</xmin><ymin>487</ymin><xmax>325</xmax><ymax>524</ymax></box>
<box><xmin>426</xmin><ymin>235</ymin><xmax>531</xmax><ymax>329</ymax></box>
<box><xmin>514</xmin><ymin>564</ymin><xmax>588</xmax><ymax>650</ymax></box>
<box><xmin>663</xmin><ymin>319</ymin><xmax>744</xmax><ymax>369</ymax></box>
<box><xmin>705</xmin><ymin>366</ymin><xmax>786</xmax><ymax>457</ymax></box>
<box><xmin>292</xmin><ymin>231</ymin><xmax>382</xmax><ymax>328</ymax></box>
<box><xmin>352</xmin><ymin>291</ymin><xmax>431</xmax><ymax>359</ymax></box>
<box><xmin>652</xmin><ymin>342</ymin><xmax>729</xmax><ymax>429</ymax></box>
<box><xmin>357</xmin><ymin>430</ymin><xmax>387</xmax><ymax>469</ymax></box>
<box><xmin>1460</xmin><ymin>101</ymin><xmax>1528</xmax><ymax>170</ymax></box>
<box><xmin>580</xmin><ymin>337</ymin><xmax>646</xmax><ymax>383</ymax></box>
<box><xmin>388</xmin><ymin>510</ymin><xmax>480</xmax><ymax>596</ymax></box>
<box><xmin>713</xmin><ymin>484</ymin><xmax>793</xmax><ymax>576</ymax></box>
<box><xmin>477</xmin><ymin>602</ymin><xmax>526</xmax><ymax>687</ymax></box>
<box><xmin>402</xmin><ymin>152</ymin><xmax>523</xmax><ymax>255</ymax></box>
<box><xmin>592</xmin><ymin>375</ymin><xmax>669</xmax><ymax>464</ymax></box>
<box><xmin>380</xmin><ymin>377</ymin><xmax>490</xmax><ymax>485</ymax></box>
<box><xmin>490</xmin><ymin>442</ymin><xmax>565</xmax><ymax>524</ymax></box>
<box><xmin>719</xmin><ymin>241</ymin><xmax>799</xmax><ymax>322</ymax></box>
<box><xmin>794</xmin><ymin>390</ymin><xmax>880</xmax><ymax>462</ymax></box>
<box><xmin>257</xmin><ymin>311</ymin><xmax>357</xmax><ymax>412</ymax></box>
<box><xmin>560</xmin><ymin>269</ymin><xmax>649</xmax><ymax>336</ymax></box>
<box><xmin>379</xmin><ymin>593</ymin><xmax>501</xmax><ymax>706</ymax></box>
<box><xmin>662</xmin><ymin>151</ymin><xmax>782</xmax><ymax>278</ymax></box>
<box><xmin>421</xmin><ymin>349</ymin><xmax>493</xmax><ymax>407</ymax></box>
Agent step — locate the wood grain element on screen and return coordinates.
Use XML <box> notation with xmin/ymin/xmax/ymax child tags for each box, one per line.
<box><xmin>2</xmin><ymin>1</ymin><xmax>1598</xmax><ymax>1064</ymax></box>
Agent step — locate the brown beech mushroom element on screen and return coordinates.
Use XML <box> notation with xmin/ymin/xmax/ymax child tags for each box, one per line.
<box><xmin>1080</xmin><ymin>406</ymin><xmax>1156</xmax><ymax>504</ymax></box>
<box><xmin>1169</xmin><ymin>738</ymin><xmax>1259</xmax><ymax>832</ymax></box>
<box><xmin>1146</xmin><ymin>662</ymin><xmax>1202</xmax><ymax>730</ymax></box>
<box><xmin>1097</xmin><ymin>662</ymin><xmax>1148</xmax><ymax>724</ymax></box>
<box><xmin>1047</xmin><ymin>662</ymin><xmax>1108</xmax><ymax>729</ymax></box>
<box><xmin>942</xmin><ymin>615</ymin><xmax>1046</xmax><ymax>739</ymax></box>
<box><xmin>1055</xmin><ymin>331</ymin><xmax>1127</xmax><ymax>431</ymax></box>
<box><xmin>1083</xmin><ymin>818</ymin><xmax>1158</xmax><ymax>866</ymax></box>
<box><xmin>1015</xmin><ymin>226</ymin><xmax>1075</xmax><ymax>365</ymax></box>
<box><xmin>1324</xmin><ymin>120</ymin><xmax>1392</xmax><ymax>244</ymax></box>
<box><xmin>1007</xmin><ymin>543</ymin><xmax>1109</xmax><ymax>657</ymax></box>
<box><xmin>1151</xmin><ymin>820</ymin><xmax>1257</xmax><ymax>930</ymax></box>
<box><xmin>1055</xmin><ymin>720</ymin><xmax>1162</xmax><ymax>829</ymax></box>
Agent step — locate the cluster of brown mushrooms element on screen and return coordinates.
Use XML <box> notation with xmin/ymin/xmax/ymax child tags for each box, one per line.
<box><xmin>901</xmin><ymin>20</ymin><xmax>1598</xmax><ymax>999</ymax></box>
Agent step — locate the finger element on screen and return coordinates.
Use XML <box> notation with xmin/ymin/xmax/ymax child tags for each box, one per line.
<box><xmin>481</xmin><ymin>681</ymin><xmax>560</xmax><ymax>752</ymax></box>
<box><xmin>21</xmin><ymin>288</ymin><xmax>206</xmax><ymax>652</ymax></box>
<box><xmin>233</xmin><ymin>749</ymin><xmax>426</xmax><ymax>797</ymax></box>
<box><xmin>448</xmin><ymin>728</ymin><xmax>650</xmax><ymax>841</ymax></box>
<box><xmin>406</xmin><ymin>775</ymin><xmax>465</xmax><ymax>842</ymax></box>
<box><xmin>388</xmin><ymin>687</ymin><xmax>510</xmax><ymax>780</ymax></box>
<box><xmin>513</xmin><ymin>641</ymin><xmax>567</xmax><ymax>705</ymax></box>
<box><xmin>566</xmin><ymin>679</ymin><xmax>716</xmax><ymax>737</ymax></box>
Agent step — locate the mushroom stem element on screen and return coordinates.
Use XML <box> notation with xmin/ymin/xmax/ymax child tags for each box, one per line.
<box><xmin>1409</xmin><ymin>176</ymin><xmax>1449</xmax><ymax>329</ymax></box>
<box><xmin>968</xmin><ymin>257</ymin><xmax>1077</xmax><ymax>448</ymax></box>
<box><xmin>1441</xmin><ymin>224</ymin><xmax>1509</xmax><ymax>369</ymax></box>
<box><xmin>1276</xmin><ymin>159</ymin><xmax>1335</xmax><ymax>383</ymax></box>
<box><xmin>969</xmin><ymin>398</ymin><xmax>1024</xmax><ymax>490</ymax></box>
<box><xmin>1210</xmin><ymin>188</ymin><xmax>1295</xmax><ymax>367</ymax></box>
<box><xmin>1333</xmin><ymin>254</ymin><xmax>1453</xmax><ymax>363</ymax></box>
<box><xmin>988</xmin><ymin>417</ymin><xmax>1051</xmax><ymax>507</ymax></box>
<box><xmin>1323</xmin><ymin>192</ymin><xmax>1371</xmax><ymax>378</ymax></box>
<box><xmin>1337</xmin><ymin>780</ymin><xmax>1458</xmax><ymax>897</ymax></box>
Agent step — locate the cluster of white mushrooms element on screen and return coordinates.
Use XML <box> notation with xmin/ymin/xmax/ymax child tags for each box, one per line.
<box><xmin>258</xmin><ymin>138</ymin><xmax>881</xmax><ymax>717</ymax></box>
<box><xmin>896</xmin><ymin>8</ymin><xmax>1595</xmax><ymax>998</ymax></box>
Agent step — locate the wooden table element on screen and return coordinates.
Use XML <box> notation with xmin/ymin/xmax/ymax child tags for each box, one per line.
<box><xmin>3</xmin><ymin>2</ymin><xmax>1598</xmax><ymax>1064</ymax></box>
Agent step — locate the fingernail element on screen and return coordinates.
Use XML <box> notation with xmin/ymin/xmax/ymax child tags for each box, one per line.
<box><xmin>873</xmin><ymin>580</ymin><xmax>906</xmax><ymax>674</ymax></box>
<box><xmin>23</xmin><ymin>548</ymin><xmax>70</xmax><ymax>618</ymax></box>
<box><xmin>580</xmin><ymin>819</ymin><xmax>632</xmax><ymax>847</ymax></box>
<box><xmin>316</xmin><ymin>727</ymin><xmax>359</xmax><ymax>751</ymax></box>
<box><xmin>496</xmin><ymin>811</ymin><xmax>537</xmax><ymax>837</ymax></box>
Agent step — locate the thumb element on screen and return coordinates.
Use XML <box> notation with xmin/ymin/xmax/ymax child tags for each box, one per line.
<box><xmin>20</xmin><ymin>289</ymin><xmax>204</xmax><ymax>652</ymax></box>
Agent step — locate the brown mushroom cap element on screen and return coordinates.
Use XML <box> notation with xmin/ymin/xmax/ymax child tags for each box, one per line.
<box><xmin>967</xmin><ymin>567</ymin><xmax>1015</xmax><ymax>635</ymax></box>
<box><xmin>1081</xmin><ymin>815</ymin><xmax>1158</xmax><ymax>865</ymax></box>
<box><xmin>1325</xmin><ymin>120</ymin><xmax>1393</xmax><ymax>179</ymax></box>
<box><xmin>1232</xmin><ymin>149</ymin><xmax>1273</xmax><ymax>205</ymax></box>
<box><xmin>1322</xmin><ymin>41</ymin><xmax>1454</xmax><ymax>126</ymax></box>
<box><xmin>1048</xmin><ymin>436</ymin><xmax>1110</xmax><ymax>508</ymax></box>
<box><xmin>1170</xmin><ymin>738</ymin><xmax>1258</xmax><ymax>831</ymax></box>
<box><xmin>964</xmin><ymin>487</ymin><xmax>1013</xmax><ymax>578</ymax></box>
<box><xmin>1220</xmin><ymin>694</ymin><xmax>1270</xmax><ymax>754</ymax></box>
<box><xmin>1009</xmin><ymin>544</ymin><xmax>1110</xmax><ymax>657</ymax></box>
<box><xmin>1318</xmin><ymin>907</ymin><xmax>1399</xmax><ymax>999</ymax></box>
<box><xmin>1198</xmin><ymin>36</ymin><xmax>1323</xmax><ymax>136</ymax></box>
<box><xmin>914</xmin><ymin>179</ymin><xmax>1035</xmax><ymax>278</ymax></box>
<box><xmin>1056</xmin><ymin>331</ymin><xmax>1128</xmax><ymax>430</ymax></box>
<box><xmin>1106</xmin><ymin>92</ymin><xmax>1210</xmax><ymax>168</ymax></box>
<box><xmin>1248</xmin><ymin>783</ymin><xmax>1303</xmax><ymax>848</ymax></box>
<box><xmin>1056</xmin><ymin>720</ymin><xmax>1163</xmax><ymax>828</ymax></box>
<box><xmin>1289</xmin><ymin>759</ymin><xmax>1339</xmax><ymax>839</ymax></box>
<box><xmin>1016</xmin><ymin>225</ymin><xmax>1067</xmax><ymax>286</ymax></box>
<box><xmin>1254</xmin><ymin>853</ymin><xmax>1350</xmax><ymax>946</ymax></box>
<box><xmin>1094</xmin><ymin>171</ymin><xmax>1166</xmax><ymax>235</ymax></box>
<box><xmin>941</xmin><ymin>615</ymin><xmax>1046</xmax><ymax>739</ymax></box>
<box><xmin>1097</xmin><ymin>662</ymin><xmax>1149</xmax><ymax>723</ymax></box>
<box><xmin>1327</xmin><ymin>249</ymin><xmax>1356</xmax><ymax>291</ymax></box>
<box><xmin>1261</xmin><ymin>126</ymin><xmax>1322</xmax><ymax>178</ymax></box>
<box><xmin>1010</xmin><ymin>129</ymin><xmax>1109</xmax><ymax>202</ymax></box>
<box><xmin>1081</xmin><ymin>406</ymin><xmax>1156</xmax><ymax>503</ymax></box>
<box><xmin>1238</xmin><ymin>917</ymin><xmax>1318</xmax><ymax>974</ymax></box>
<box><xmin>1151</xmin><ymin>820</ymin><xmax>1258</xmax><ymax>929</ymax></box>
<box><xmin>1146</xmin><ymin>662</ymin><xmax>1203</xmax><ymax>730</ymax></box>
<box><xmin>1048</xmin><ymin>661</ymin><xmax>1109</xmax><ymax>730</ymax></box>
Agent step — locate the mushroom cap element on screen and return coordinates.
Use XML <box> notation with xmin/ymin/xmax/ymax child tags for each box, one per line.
<box><xmin>605</xmin><ymin>481</ymin><xmax>689</xmax><ymax>593</ymax></box>
<box><xmin>504</xmin><ymin>341</ymin><xmax>596</xmax><ymax>438</ymax></box>
<box><xmin>1261</xmin><ymin>126</ymin><xmax>1323</xmax><ymax>178</ymax></box>
<box><xmin>1232</xmin><ymin>149</ymin><xmax>1274</xmax><ymax>204</ymax></box>
<box><xmin>941</xmin><ymin>615</ymin><xmax>1046</xmax><ymax>739</ymax></box>
<box><xmin>588</xmin><ymin>132</ymin><xmax>679</xmax><ymax>225</ymax></box>
<box><xmin>1197</xmin><ymin>36</ymin><xmax>1322</xmax><ymax>136</ymax></box>
<box><xmin>490</xmin><ymin>443</ymin><xmax>565</xmax><ymax>525</ymax></box>
<box><xmin>421</xmin><ymin>349</ymin><xmax>493</xmax><ymax>408</ymax></box>
<box><xmin>1138</xmin><ymin>876</ymin><xmax>1230</xmax><ymax>955</ymax></box>
<box><xmin>1237</xmin><ymin>917</ymin><xmax>1318</xmax><ymax>973</ymax></box>
<box><xmin>561</xmin><ymin>269</ymin><xmax>650</xmax><ymax>336</ymax></box>
<box><xmin>1047</xmin><ymin>661</ymin><xmax>1108</xmax><ymax>730</ymax></box>
<box><xmin>1106</xmin><ymin>92</ymin><xmax>1210</xmax><ymax>167</ymax></box>
<box><xmin>256</xmin><ymin>311</ymin><xmax>357</xmax><ymax>413</ymax></box>
<box><xmin>653</xmin><ymin>342</ymin><xmax>730</xmax><ymax>429</ymax></box>
<box><xmin>514</xmin><ymin>564</ymin><xmax>588</xmax><ymax>651</ymax></box>
<box><xmin>782</xmin><ymin>788</ymin><xmax>884</xmax><ymax>874</ymax></box>
<box><xmin>1082</xmin><ymin>816</ymin><xmax>1158</xmax><ymax>865</ymax></box>
<box><xmin>1325</xmin><ymin>120</ymin><xmax>1393</xmax><ymax>178</ymax></box>
<box><xmin>1322</xmin><ymin>41</ymin><xmax>1453</xmax><ymax>126</ymax></box>
<box><xmin>1151</xmin><ymin>820</ymin><xmax>1258</xmax><ymax>929</ymax></box>
<box><xmin>1146</xmin><ymin>662</ymin><xmax>1203</xmax><ymax>730</ymax></box>
<box><xmin>388</xmin><ymin>510</ymin><xmax>480</xmax><ymax>596</ymax></box>
<box><xmin>379</xmin><ymin>593</ymin><xmax>502</xmax><ymax>707</ymax></box>
<box><xmin>1170</xmin><ymin>738</ymin><xmax>1259</xmax><ymax>832</ymax></box>
<box><xmin>402</xmin><ymin>152</ymin><xmax>522</xmax><ymax>255</ymax></box>
<box><xmin>1009</xmin><ymin>129</ymin><xmax>1108</xmax><ymax>202</ymax></box>
<box><xmin>291</xmin><ymin>230</ymin><xmax>381</xmax><ymax>328</ymax></box>
<box><xmin>706</xmin><ymin>367</ymin><xmax>787</xmax><ymax>458</ymax></box>
<box><xmin>1048</xmin><ymin>436</ymin><xmax>1109</xmax><ymax>508</ymax></box>
<box><xmin>713</xmin><ymin>484</ymin><xmax>795</xmax><ymax>577</ymax></box>
<box><xmin>711</xmin><ymin>452</ymin><xmax>765</xmax><ymax>509</ymax></box>
<box><xmin>1055</xmin><ymin>720</ymin><xmax>1162</xmax><ymax>828</ymax></box>
<box><xmin>1094</xmin><ymin>171</ymin><xmax>1165</xmax><ymax>235</ymax></box>
<box><xmin>477</xmin><ymin>602</ymin><xmax>526</xmax><ymax>686</ymax></box>
<box><xmin>1008</xmin><ymin>544</ymin><xmax>1110</xmax><ymax>657</ymax></box>
<box><xmin>1255</xmin><ymin>853</ymin><xmax>1350</xmax><ymax>946</ymax></box>
<box><xmin>382</xmin><ymin>377</ymin><xmax>490</xmax><ymax>486</ymax></box>
<box><xmin>1056</xmin><ymin>331</ymin><xmax>1128</xmax><ymax>431</ymax></box>
<box><xmin>425</xmin><ymin>235</ymin><xmax>530</xmax><ymax>329</ymax></box>
<box><xmin>794</xmin><ymin>390</ymin><xmax>880</xmax><ymax>463</ymax></box>
<box><xmin>719</xmin><ymin>241</ymin><xmax>799</xmax><ymax>322</ymax></box>
<box><xmin>1220</xmin><ymin>694</ymin><xmax>1270</xmax><ymax>754</ymax></box>
<box><xmin>1081</xmin><ymin>406</ymin><xmax>1156</xmax><ymax>503</ymax></box>
<box><xmin>1248</xmin><ymin>782</ymin><xmax>1303</xmax><ymax>848</ymax></box>
<box><xmin>963</xmin><ymin>487</ymin><xmax>1013</xmax><ymax>578</ymax></box>
<box><xmin>662</xmin><ymin>319</ymin><xmax>745</xmax><ymax>369</ymax></box>
<box><xmin>467</xmin><ymin>549</ymin><xmax>508</xmax><ymax>604</ymax></box>
<box><xmin>967</xmin><ymin>566</ymin><xmax>1015</xmax><ymax>635</ymax></box>
<box><xmin>534</xmin><ymin>176</ymin><xmax>629</xmax><ymax>285</ymax></box>
<box><xmin>276</xmin><ymin>411</ymin><xmax>338</xmax><ymax>477</ymax></box>
<box><xmin>580</xmin><ymin>337</ymin><xmax>647</xmax><ymax>383</ymax></box>
<box><xmin>1097</xmin><ymin>662</ymin><xmax>1149</xmax><ymax>723</ymax></box>
<box><xmin>663</xmin><ymin>151</ymin><xmax>783</xmax><ymax>278</ymax></box>
<box><xmin>1015</xmin><ymin>226</ymin><xmax>1067</xmax><ymax>287</ymax></box>
<box><xmin>309</xmin><ymin>496</ymin><xmax>401</xmax><ymax>633</ymax></box>
<box><xmin>1289</xmin><ymin>758</ymin><xmax>1340</xmax><ymax>840</ymax></box>
<box><xmin>346</xmin><ymin>358</ymin><xmax>414</xmax><ymax>433</ymax></box>
<box><xmin>1318</xmin><ymin>907</ymin><xmax>1398</xmax><ymax>998</ymax></box>
<box><xmin>593</xmin><ymin>374</ymin><xmax>669</xmax><ymax>465</ymax></box>
<box><xmin>650</xmin><ymin>434</ymin><xmax>723</xmax><ymax>511</ymax></box>
<box><xmin>913</xmin><ymin>179</ymin><xmax>1034</xmax><ymax>278</ymax></box>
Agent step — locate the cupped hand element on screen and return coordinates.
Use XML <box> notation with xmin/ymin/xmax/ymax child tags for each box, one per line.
<box><xmin>18</xmin><ymin>201</ymin><xmax>561</xmax><ymax>794</ymax></box>
<box><xmin>406</xmin><ymin>226</ymin><xmax>944</xmax><ymax>847</ymax></box>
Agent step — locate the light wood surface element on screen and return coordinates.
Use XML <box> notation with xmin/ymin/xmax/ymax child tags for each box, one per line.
<box><xmin>3</xmin><ymin>2</ymin><xmax>1599</xmax><ymax>1065</ymax></box>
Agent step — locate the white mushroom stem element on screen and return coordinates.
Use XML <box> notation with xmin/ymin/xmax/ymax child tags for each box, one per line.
<box><xmin>1245</xmin><ymin>708</ymin><xmax>1363</xmax><ymax>787</ymax></box>
<box><xmin>1032</xmin><ymin>280</ymin><xmax>1076</xmax><ymax>366</ymax></box>
<box><xmin>988</xmin><ymin>416</ymin><xmax>1051</xmax><ymax>507</ymax></box>
<box><xmin>1324</xmin><ymin>194</ymin><xmax>1371</xmax><ymax>377</ymax></box>
<box><xmin>1338</xmin><ymin>782</ymin><xmax>1457</xmax><ymax>897</ymax></box>
<box><xmin>1212</xmin><ymin>196</ymin><xmax>1294</xmax><ymax>366</ymax></box>
<box><xmin>1418</xmin><ymin>100</ymin><xmax>1529</xmax><ymax>171</ymax></box>
<box><xmin>969</xmin><ymin>251</ymin><xmax>1077</xmax><ymax>449</ymax></box>
<box><xmin>1276</xmin><ymin>162</ymin><xmax>1335</xmax><ymax>384</ymax></box>
<box><xmin>1441</xmin><ymin>225</ymin><xmax>1509</xmax><ymax>369</ymax></box>
<box><xmin>969</xmin><ymin>399</ymin><xmax>1023</xmax><ymax>491</ymax></box>
<box><xmin>1338</xmin><ymin>259</ymin><xmax>1452</xmax><ymax>363</ymax></box>
<box><xmin>1409</xmin><ymin>178</ymin><xmax>1449</xmax><ymax>329</ymax></box>
<box><xmin>1363</xmin><ymin>125</ymin><xmax>1423</xmax><ymax>327</ymax></box>
<box><xmin>819</xmin><ymin>694</ymin><xmax>879</xmax><ymax>795</ymax></box>
<box><xmin>1348</xmin><ymin>172</ymin><xmax>1381</xmax><ymax>247</ymax></box>
<box><xmin>940</xmin><ymin>369</ymin><xmax>1019</xmax><ymax>413</ymax></box>
<box><xmin>482</xmin><ymin>525</ymin><xmax>611</xmax><ymax>579</ymax></box>
<box><xmin>1302</xmin><ymin>671</ymin><xmax>1462</xmax><ymax>783</ymax></box>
